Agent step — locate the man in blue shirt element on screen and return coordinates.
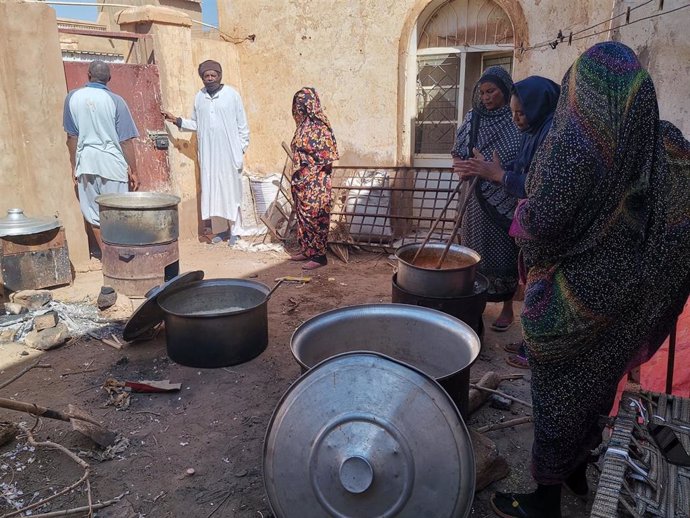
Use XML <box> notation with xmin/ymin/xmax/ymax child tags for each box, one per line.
<box><xmin>63</xmin><ymin>60</ymin><xmax>139</xmax><ymax>254</ymax></box>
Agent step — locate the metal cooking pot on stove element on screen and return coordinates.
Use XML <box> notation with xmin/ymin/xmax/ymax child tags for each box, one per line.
<box><xmin>157</xmin><ymin>278</ymin><xmax>282</xmax><ymax>368</ymax></box>
<box><xmin>96</xmin><ymin>192</ymin><xmax>181</xmax><ymax>245</ymax></box>
<box><xmin>395</xmin><ymin>242</ymin><xmax>481</xmax><ymax>298</ymax></box>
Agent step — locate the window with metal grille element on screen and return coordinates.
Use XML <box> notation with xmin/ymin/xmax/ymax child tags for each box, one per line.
<box><xmin>415</xmin><ymin>55</ymin><xmax>460</xmax><ymax>155</ymax></box>
<box><xmin>414</xmin><ymin>51</ymin><xmax>512</xmax><ymax>160</ymax></box>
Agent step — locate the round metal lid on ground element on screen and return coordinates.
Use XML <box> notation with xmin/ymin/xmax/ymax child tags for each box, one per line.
<box><xmin>264</xmin><ymin>352</ymin><xmax>476</xmax><ymax>518</ymax></box>
<box><xmin>0</xmin><ymin>208</ymin><xmax>61</xmax><ymax>237</ymax></box>
<box><xmin>122</xmin><ymin>270</ymin><xmax>204</xmax><ymax>342</ymax></box>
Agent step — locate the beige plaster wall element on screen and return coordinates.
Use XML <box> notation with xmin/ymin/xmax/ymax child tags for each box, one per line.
<box><xmin>220</xmin><ymin>0</ymin><xmax>687</xmax><ymax>172</ymax></box>
<box><xmin>220</xmin><ymin>0</ymin><xmax>415</xmax><ymax>174</ymax></box>
<box><xmin>0</xmin><ymin>0</ymin><xmax>89</xmax><ymax>267</ymax></box>
<box><xmin>611</xmin><ymin>0</ymin><xmax>690</xmax><ymax>135</ymax></box>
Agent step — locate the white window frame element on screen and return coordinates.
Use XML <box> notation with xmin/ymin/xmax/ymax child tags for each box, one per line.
<box><xmin>412</xmin><ymin>45</ymin><xmax>511</xmax><ymax>168</ymax></box>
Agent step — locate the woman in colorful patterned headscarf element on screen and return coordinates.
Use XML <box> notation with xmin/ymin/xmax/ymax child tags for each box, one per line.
<box><xmin>491</xmin><ymin>42</ymin><xmax>690</xmax><ymax>518</ymax></box>
<box><xmin>289</xmin><ymin>87</ymin><xmax>339</xmax><ymax>270</ymax></box>
<box><xmin>451</xmin><ymin>66</ymin><xmax>521</xmax><ymax>331</ymax></box>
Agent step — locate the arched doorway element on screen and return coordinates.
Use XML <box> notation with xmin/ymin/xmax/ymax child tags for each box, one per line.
<box><xmin>410</xmin><ymin>0</ymin><xmax>515</xmax><ymax>166</ymax></box>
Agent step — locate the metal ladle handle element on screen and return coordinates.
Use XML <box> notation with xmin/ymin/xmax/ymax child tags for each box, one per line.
<box><xmin>265</xmin><ymin>278</ymin><xmax>285</xmax><ymax>301</ymax></box>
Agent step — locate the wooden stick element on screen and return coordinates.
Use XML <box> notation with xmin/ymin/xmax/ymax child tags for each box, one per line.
<box><xmin>15</xmin><ymin>493</ymin><xmax>127</xmax><ymax>518</ymax></box>
<box><xmin>469</xmin><ymin>383</ymin><xmax>533</xmax><ymax>409</ymax></box>
<box><xmin>476</xmin><ymin>416</ymin><xmax>534</xmax><ymax>433</ymax></box>
<box><xmin>0</xmin><ymin>361</ymin><xmax>52</xmax><ymax>391</ymax></box>
<box><xmin>470</xmin><ymin>373</ymin><xmax>525</xmax><ymax>384</ymax></box>
<box><xmin>101</xmin><ymin>338</ymin><xmax>122</xmax><ymax>350</ymax></box>
<box><xmin>410</xmin><ymin>181</ymin><xmax>463</xmax><ymax>265</ymax></box>
<box><xmin>60</xmin><ymin>369</ymin><xmax>98</xmax><ymax>378</ymax></box>
<box><xmin>111</xmin><ymin>334</ymin><xmax>123</xmax><ymax>347</ymax></box>
<box><xmin>435</xmin><ymin>176</ymin><xmax>478</xmax><ymax>269</ymax></box>
<box><xmin>4</xmin><ymin>425</ymin><xmax>91</xmax><ymax>518</ymax></box>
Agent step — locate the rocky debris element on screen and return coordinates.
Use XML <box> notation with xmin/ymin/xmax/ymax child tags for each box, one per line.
<box><xmin>490</xmin><ymin>394</ymin><xmax>513</xmax><ymax>411</ymax></box>
<box><xmin>3</xmin><ymin>303</ymin><xmax>27</xmax><ymax>315</ymax></box>
<box><xmin>97</xmin><ymin>286</ymin><xmax>117</xmax><ymax>311</ymax></box>
<box><xmin>0</xmin><ymin>328</ymin><xmax>18</xmax><ymax>343</ymax></box>
<box><xmin>23</xmin><ymin>322</ymin><xmax>70</xmax><ymax>351</ymax></box>
<box><xmin>471</xmin><ymin>429</ymin><xmax>510</xmax><ymax>491</ymax></box>
<box><xmin>99</xmin><ymin>293</ymin><xmax>133</xmax><ymax>321</ymax></box>
<box><xmin>33</xmin><ymin>310</ymin><xmax>59</xmax><ymax>331</ymax></box>
<box><xmin>9</xmin><ymin>290</ymin><xmax>52</xmax><ymax>310</ymax></box>
<box><xmin>0</xmin><ymin>422</ymin><xmax>18</xmax><ymax>447</ymax></box>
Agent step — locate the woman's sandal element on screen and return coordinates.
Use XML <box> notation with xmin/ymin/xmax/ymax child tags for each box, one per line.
<box><xmin>302</xmin><ymin>260</ymin><xmax>325</xmax><ymax>270</ymax></box>
<box><xmin>505</xmin><ymin>354</ymin><xmax>529</xmax><ymax>369</ymax></box>
<box><xmin>491</xmin><ymin>320</ymin><xmax>514</xmax><ymax>332</ymax></box>
<box><xmin>503</xmin><ymin>341</ymin><xmax>522</xmax><ymax>354</ymax></box>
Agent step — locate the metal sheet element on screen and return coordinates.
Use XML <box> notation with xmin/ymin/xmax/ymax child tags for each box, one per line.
<box><xmin>264</xmin><ymin>352</ymin><xmax>475</xmax><ymax>518</ymax></box>
<box><xmin>0</xmin><ymin>246</ymin><xmax>71</xmax><ymax>291</ymax></box>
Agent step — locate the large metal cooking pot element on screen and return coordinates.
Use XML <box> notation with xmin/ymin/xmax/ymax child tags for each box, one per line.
<box><xmin>96</xmin><ymin>192</ymin><xmax>181</xmax><ymax>245</ymax></box>
<box><xmin>290</xmin><ymin>304</ymin><xmax>481</xmax><ymax>418</ymax></box>
<box><xmin>158</xmin><ymin>278</ymin><xmax>278</xmax><ymax>368</ymax></box>
<box><xmin>395</xmin><ymin>242</ymin><xmax>481</xmax><ymax>298</ymax></box>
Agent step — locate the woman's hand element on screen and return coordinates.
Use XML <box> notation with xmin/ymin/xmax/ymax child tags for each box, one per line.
<box><xmin>454</xmin><ymin>148</ymin><xmax>505</xmax><ymax>183</ymax></box>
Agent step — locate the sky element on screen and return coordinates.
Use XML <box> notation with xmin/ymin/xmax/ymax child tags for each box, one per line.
<box><xmin>51</xmin><ymin>0</ymin><xmax>219</xmax><ymax>27</ymax></box>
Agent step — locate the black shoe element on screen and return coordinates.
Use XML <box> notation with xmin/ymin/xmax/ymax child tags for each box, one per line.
<box><xmin>97</xmin><ymin>286</ymin><xmax>117</xmax><ymax>310</ymax></box>
<box><xmin>563</xmin><ymin>462</ymin><xmax>589</xmax><ymax>500</ymax></box>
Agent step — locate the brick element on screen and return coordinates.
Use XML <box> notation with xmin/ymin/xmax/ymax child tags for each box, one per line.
<box><xmin>33</xmin><ymin>310</ymin><xmax>59</xmax><ymax>331</ymax></box>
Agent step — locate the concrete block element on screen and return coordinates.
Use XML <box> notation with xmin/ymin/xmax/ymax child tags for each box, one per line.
<box><xmin>33</xmin><ymin>310</ymin><xmax>59</xmax><ymax>331</ymax></box>
<box><xmin>10</xmin><ymin>290</ymin><xmax>52</xmax><ymax>309</ymax></box>
<box><xmin>24</xmin><ymin>323</ymin><xmax>70</xmax><ymax>351</ymax></box>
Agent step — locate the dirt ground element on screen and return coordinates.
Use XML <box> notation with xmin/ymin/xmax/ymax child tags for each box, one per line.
<box><xmin>0</xmin><ymin>238</ymin><xmax>596</xmax><ymax>517</ymax></box>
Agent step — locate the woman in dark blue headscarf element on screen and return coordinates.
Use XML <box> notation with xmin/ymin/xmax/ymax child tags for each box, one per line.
<box><xmin>457</xmin><ymin>75</ymin><xmax>560</xmax><ymax>199</ymax></box>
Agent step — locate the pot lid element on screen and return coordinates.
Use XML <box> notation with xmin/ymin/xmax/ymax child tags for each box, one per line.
<box><xmin>123</xmin><ymin>270</ymin><xmax>204</xmax><ymax>342</ymax></box>
<box><xmin>264</xmin><ymin>352</ymin><xmax>475</xmax><ymax>518</ymax></box>
<box><xmin>95</xmin><ymin>192</ymin><xmax>181</xmax><ymax>210</ymax></box>
<box><xmin>0</xmin><ymin>208</ymin><xmax>61</xmax><ymax>237</ymax></box>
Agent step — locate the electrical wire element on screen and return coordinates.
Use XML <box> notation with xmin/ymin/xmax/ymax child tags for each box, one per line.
<box><xmin>523</xmin><ymin>0</ymin><xmax>656</xmax><ymax>51</ymax></box>
<box><xmin>570</xmin><ymin>0</ymin><xmax>655</xmax><ymax>36</ymax></box>
<box><xmin>520</xmin><ymin>1</ymin><xmax>689</xmax><ymax>53</ymax></box>
<box><xmin>571</xmin><ymin>2</ymin><xmax>690</xmax><ymax>43</ymax></box>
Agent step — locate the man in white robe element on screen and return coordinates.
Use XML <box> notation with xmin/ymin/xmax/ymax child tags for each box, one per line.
<box><xmin>163</xmin><ymin>60</ymin><xmax>250</xmax><ymax>244</ymax></box>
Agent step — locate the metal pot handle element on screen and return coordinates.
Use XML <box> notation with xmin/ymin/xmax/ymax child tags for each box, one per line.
<box><xmin>265</xmin><ymin>279</ymin><xmax>285</xmax><ymax>301</ymax></box>
<box><xmin>119</xmin><ymin>253</ymin><xmax>135</xmax><ymax>262</ymax></box>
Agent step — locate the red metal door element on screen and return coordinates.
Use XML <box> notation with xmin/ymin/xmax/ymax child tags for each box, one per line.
<box><xmin>63</xmin><ymin>62</ymin><xmax>170</xmax><ymax>192</ymax></box>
